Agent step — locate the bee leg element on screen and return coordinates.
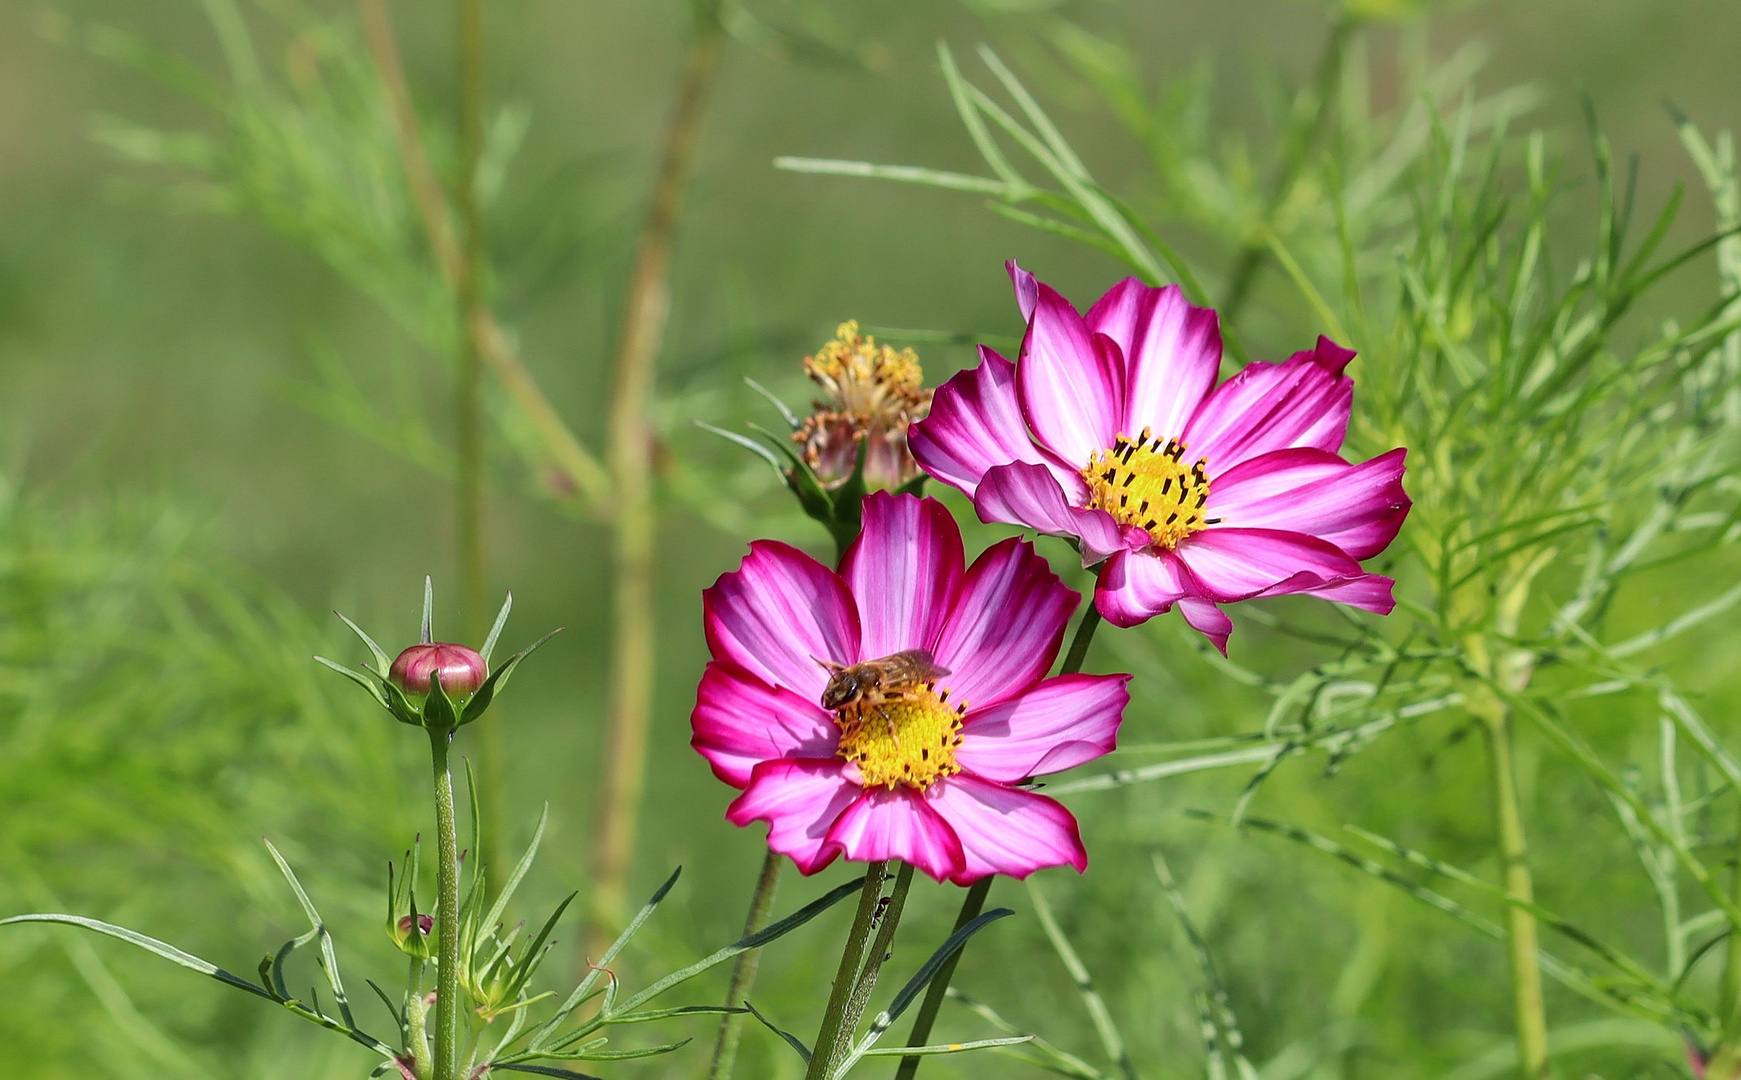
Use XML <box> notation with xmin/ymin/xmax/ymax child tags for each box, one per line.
<box><xmin>876</xmin><ymin>705</ymin><xmax>900</xmax><ymax>749</ymax></box>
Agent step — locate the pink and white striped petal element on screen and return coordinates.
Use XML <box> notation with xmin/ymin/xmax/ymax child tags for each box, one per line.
<box><xmin>1294</xmin><ymin>572</ymin><xmax>1398</xmax><ymax>613</ymax></box>
<box><xmin>1207</xmin><ymin>448</ymin><xmax>1409</xmax><ymax>560</ymax></box>
<box><xmin>955</xmin><ymin>674</ymin><xmax>1129</xmax><ymax>781</ymax></box>
<box><xmin>975</xmin><ymin>461</ymin><xmax>1144</xmax><ymax>566</ymax></box>
<box><xmin>1085</xmin><ymin>278</ymin><xmax>1222</xmax><ymax>440</ymax></box>
<box><xmin>703</xmin><ymin>540</ymin><xmax>861</xmax><ymax>698</ymax></box>
<box><xmin>842</xmin><ymin>493</ymin><xmax>964</xmax><ymax>659</ymax></box>
<box><xmin>1016</xmin><ymin>282</ymin><xmax>1125</xmax><ymax>467</ymax></box>
<box><xmin>1173</xmin><ymin>527</ymin><xmax>1366</xmax><ymax>602</ymax></box>
<box><xmin>727</xmin><ymin>758</ymin><xmax>863</xmax><ymax>875</ymax></box>
<box><xmin>1093</xmin><ymin>547</ymin><xmax>1197</xmax><ymax>628</ymax></box>
<box><xmin>931</xmin><ymin>537</ymin><xmax>1077</xmax><ymax>710</ymax></box>
<box><xmin>909</xmin><ymin>347</ymin><xmax>1080</xmax><ymax>499</ymax></box>
<box><xmin>928</xmin><ymin>775</ymin><xmax>1087</xmax><ymax>884</ymax></box>
<box><xmin>691</xmin><ymin>661</ymin><xmax>839</xmax><ymax>788</ymax></box>
<box><xmin>823</xmin><ymin>786</ymin><xmax>965</xmax><ymax>882</ymax></box>
<box><xmin>1184</xmin><ymin>336</ymin><xmax>1355</xmax><ymax>470</ymax></box>
<box><xmin>1177</xmin><ymin>598</ymin><xmax>1234</xmax><ymax>653</ymax></box>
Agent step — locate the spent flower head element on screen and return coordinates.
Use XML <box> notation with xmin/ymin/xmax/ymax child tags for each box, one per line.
<box><xmin>794</xmin><ymin>320</ymin><xmax>932</xmax><ymax>491</ymax></box>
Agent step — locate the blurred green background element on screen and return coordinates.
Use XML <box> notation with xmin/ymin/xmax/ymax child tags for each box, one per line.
<box><xmin>3</xmin><ymin>1</ymin><xmax>1741</xmax><ymax>1077</ymax></box>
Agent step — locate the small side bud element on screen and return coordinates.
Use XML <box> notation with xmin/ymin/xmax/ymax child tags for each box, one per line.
<box><xmin>390</xmin><ymin>643</ymin><xmax>488</xmax><ymax>699</ymax></box>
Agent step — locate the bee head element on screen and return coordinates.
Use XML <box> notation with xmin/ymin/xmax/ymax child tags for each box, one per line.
<box><xmin>820</xmin><ymin>670</ymin><xmax>862</xmax><ymax>711</ymax></box>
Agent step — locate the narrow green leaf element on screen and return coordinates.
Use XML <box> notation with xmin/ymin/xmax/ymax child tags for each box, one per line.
<box><xmin>312</xmin><ymin>655</ymin><xmax>388</xmax><ymax>708</ymax></box>
<box><xmin>332</xmin><ymin>611</ymin><xmax>391</xmax><ymax>677</ymax></box>
<box><xmin>481</xmin><ymin>592</ymin><xmax>513</xmax><ymax>663</ymax></box>
<box><xmin>460</xmin><ymin>627</ymin><xmax>563</xmax><ymax>726</ymax></box>
<box><xmin>744</xmin><ymin>1001</ymin><xmax>811</xmax><ymax>1064</ymax></box>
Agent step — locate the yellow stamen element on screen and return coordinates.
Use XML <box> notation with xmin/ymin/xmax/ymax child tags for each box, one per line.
<box><xmin>835</xmin><ymin>685</ymin><xmax>966</xmax><ymax>791</ymax></box>
<box><xmin>1081</xmin><ymin>427</ymin><xmax>1219</xmax><ymax>550</ymax></box>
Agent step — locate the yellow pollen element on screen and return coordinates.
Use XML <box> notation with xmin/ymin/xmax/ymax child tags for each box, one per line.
<box><xmin>834</xmin><ymin>684</ymin><xmax>966</xmax><ymax>791</ymax></box>
<box><xmin>1081</xmin><ymin>427</ymin><xmax>1220</xmax><ymax>550</ymax></box>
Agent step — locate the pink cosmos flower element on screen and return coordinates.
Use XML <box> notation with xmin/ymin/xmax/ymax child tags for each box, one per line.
<box><xmin>910</xmin><ymin>262</ymin><xmax>1410</xmax><ymax>651</ymax></box>
<box><xmin>692</xmin><ymin>491</ymin><xmax>1129</xmax><ymax>884</ymax></box>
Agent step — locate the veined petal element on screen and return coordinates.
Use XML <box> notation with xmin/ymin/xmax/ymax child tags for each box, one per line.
<box><xmin>1184</xmin><ymin>336</ymin><xmax>1356</xmax><ymax>469</ymax></box>
<box><xmin>955</xmin><ymin>673</ymin><xmax>1129</xmax><ymax>781</ymax></box>
<box><xmin>1017</xmin><ymin>281</ymin><xmax>1124</xmax><ymax>466</ymax></box>
<box><xmin>841</xmin><ymin>492</ymin><xmax>964</xmax><ymax>658</ymax></box>
<box><xmin>1173</xmin><ymin>527</ymin><xmax>1365</xmax><ymax>602</ymax></box>
<box><xmin>1297</xmin><ymin>572</ymin><xmax>1397</xmax><ymax>614</ymax></box>
<box><xmin>928</xmin><ymin>775</ymin><xmax>1087</xmax><ymax>884</ymax></box>
<box><xmin>908</xmin><ymin>347</ymin><xmax>1078</xmax><ymax>500</ymax></box>
<box><xmin>976</xmin><ymin>462</ymin><xmax>1144</xmax><ymax>566</ymax></box>
<box><xmin>1177</xmin><ymin>598</ymin><xmax>1233</xmax><ymax>654</ymax></box>
<box><xmin>704</xmin><ymin>541</ymin><xmax>860</xmax><ymax>699</ymax></box>
<box><xmin>692</xmin><ymin>661</ymin><xmax>839</xmax><ymax>788</ymax></box>
<box><xmin>1093</xmin><ymin>547</ymin><xmax>1196</xmax><ymax>627</ymax></box>
<box><xmin>932</xmin><ymin>537</ymin><xmax>1077</xmax><ymax>710</ymax></box>
<box><xmin>1208</xmin><ymin>447</ymin><xmax>1410</xmax><ymax>560</ymax></box>
<box><xmin>1085</xmin><ymin>278</ymin><xmax>1221</xmax><ymax>439</ymax></box>
<box><xmin>727</xmin><ymin>759</ymin><xmax>862</xmax><ymax>875</ymax></box>
<box><xmin>823</xmin><ymin>787</ymin><xmax>965</xmax><ymax>882</ymax></box>
<box><xmin>1008</xmin><ymin>259</ymin><xmax>1039</xmax><ymax>323</ymax></box>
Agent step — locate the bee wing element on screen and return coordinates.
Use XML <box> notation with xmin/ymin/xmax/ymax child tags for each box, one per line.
<box><xmin>889</xmin><ymin>649</ymin><xmax>951</xmax><ymax>681</ymax></box>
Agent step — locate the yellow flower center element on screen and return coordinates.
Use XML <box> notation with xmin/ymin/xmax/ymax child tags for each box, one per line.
<box><xmin>834</xmin><ymin>684</ymin><xmax>966</xmax><ymax>791</ymax></box>
<box><xmin>1082</xmin><ymin>428</ymin><xmax>1219</xmax><ymax>550</ymax></box>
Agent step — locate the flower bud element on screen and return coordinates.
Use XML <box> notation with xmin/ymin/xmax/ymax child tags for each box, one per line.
<box><xmin>389</xmin><ymin>643</ymin><xmax>488</xmax><ymax>699</ymax></box>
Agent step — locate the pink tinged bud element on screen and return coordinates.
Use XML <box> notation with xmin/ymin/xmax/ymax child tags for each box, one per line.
<box><xmin>1689</xmin><ymin>1042</ymin><xmax>1708</xmax><ymax>1079</ymax></box>
<box><xmin>398</xmin><ymin>914</ymin><xmax>433</xmax><ymax>938</ymax></box>
<box><xmin>389</xmin><ymin>643</ymin><xmax>488</xmax><ymax>697</ymax></box>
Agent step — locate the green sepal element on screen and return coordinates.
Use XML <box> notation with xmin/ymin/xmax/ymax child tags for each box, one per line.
<box><xmin>381</xmin><ymin>676</ymin><xmax>425</xmax><ymax>727</ymax></box>
<box><xmin>332</xmin><ymin>611</ymin><xmax>392</xmax><ymax>678</ymax></box>
<box><xmin>421</xmin><ymin>669</ymin><xmax>460</xmax><ymax>730</ymax></box>
<box><xmin>892</xmin><ymin>471</ymin><xmax>928</xmax><ymax>497</ymax></box>
<box><xmin>481</xmin><ymin>592</ymin><xmax>514</xmax><ymax>664</ymax></box>
<box><xmin>313</xmin><ymin>655</ymin><xmax>388</xmax><ymax>709</ymax></box>
<box><xmin>459</xmin><ymin>627</ymin><xmax>564</xmax><ymax>726</ymax></box>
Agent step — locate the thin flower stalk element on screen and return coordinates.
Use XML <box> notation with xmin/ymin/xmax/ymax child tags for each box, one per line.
<box><xmin>590</xmin><ymin>0</ymin><xmax>728</xmax><ymax>960</ymax></box>
<box><xmin>428</xmin><ymin>729</ymin><xmax>462</xmax><ymax>1080</ymax></box>
<box><xmin>894</xmin><ymin>602</ymin><xmax>1104</xmax><ymax>1080</ymax></box>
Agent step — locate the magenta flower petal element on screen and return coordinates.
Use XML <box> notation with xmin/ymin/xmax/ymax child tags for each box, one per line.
<box><xmin>1296</xmin><ymin>572</ymin><xmax>1398</xmax><ymax>614</ymax></box>
<box><xmin>932</xmin><ymin>537</ymin><xmax>1076</xmax><ymax>710</ymax></box>
<box><xmin>704</xmin><ymin>540</ymin><xmax>861</xmax><ymax>697</ymax></box>
<box><xmin>1093</xmin><ymin>548</ymin><xmax>1196</xmax><ymax>628</ymax></box>
<box><xmin>976</xmin><ymin>462</ymin><xmax>1143</xmax><ymax>565</ymax></box>
<box><xmin>727</xmin><ymin>758</ymin><xmax>862</xmax><ymax>874</ymax></box>
<box><xmin>841</xmin><ymin>492</ymin><xmax>964</xmax><ymax>658</ymax></box>
<box><xmin>1209</xmin><ymin>447</ymin><xmax>1410</xmax><ymax>560</ymax></box>
<box><xmin>1085</xmin><ymin>278</ymin><xmax>1221</xmax><ymax>439</ymax></box>
<box><xmin>1008</xmin><ymin>259</ymin><xmax>1040</xmax><ymax>322</ymax></box>
<box><xmin>823</xmin><ymin>787</ymin><xmax>965</xmax><ymax>882</ymax></box>
<box><xmin>1173</xmin><ymin>527</ymin><xmax>1366</xmax><ymax>602</ymax></box>
<box><xmin>1016</xmin><ymin>281</ymin><xmax>1125</xmax><ymax>465</ymax></box>
<box><xmin>1177</xmin><ymin>598</ymin><xmax>1234</xmax><ymax>653</ymax></box>
<box><xmin>956</xmin><ymin>674</ymin><xmax>1129</xmax><ymax>781</ymax></box>
<box><xmin>928</xmin><ymin>774</ymin><xmax>1087</xmax><ymax>884</ymax></box>
<box><xmin>691</xmin><ymin>662</ymin><xmax>839</xmax><ymax>787</ymax></box>
<box><xmin>909</xmin><ymin>346</ymin><xmax>1081</xmax><ymax>499</ymax></box>
<box><xmin>1183</xmin><ymin>336</ymin><xmax>1356</xmax><ymax>469</ymax></box>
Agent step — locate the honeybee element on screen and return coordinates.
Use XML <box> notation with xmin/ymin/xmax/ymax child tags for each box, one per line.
<box><xmin>817</xmin><ymin>649</ymin><xmax>951</xmax><ymax>745</ymax></box>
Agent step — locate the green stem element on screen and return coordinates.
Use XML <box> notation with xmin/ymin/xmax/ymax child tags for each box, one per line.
<box><xmin>895</xmin><ymin>601</ymin><xmax>1106</xmax><ymax>1079</ymax></box>
<box><xmin>1710</xmin><ymin>803</ymin><xmax>1741</xmax><ymax>1079</ymax></box>
<box><xmin>429</xmin><ymin>730</ymin><xmax>462</xmax><ymax>1080</ymax></box>
<box><xmin>706</xmin><ymin>849</ymin><xmax>785</xmax><ymax>1080</ymax></box>
<box><xmin>454</xmin><ymin>0</ymin><xmax>503</xmax><ymax>889</ymax></box>
<box><xmin>828</xmin><ymin>862</ymin><xmax>914</xmax><ymax>1068</ymax></box>
<box><xmin>1478</xmin><ymin>704</ymin><xmax>1551</xmax><ymax>1080</ymax></box>
<box><xmin>588</xmin><ymin>0</ymin><xmax>727</xmax><ymax>961</ymax></box>
<box><xmin>1218</xmin><ymin>15</ymin><xmax>1355</xmax><ymax>338</ymax></box>
<box><xmin>892</xmin><ymin>876</ymin><xmax>989</xmax><ymax>1080</ymax></box>
<box><xmin>805</xmin><ymin>861</ymin><xmax>890</xmax><ymax>1080</ymax></box>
